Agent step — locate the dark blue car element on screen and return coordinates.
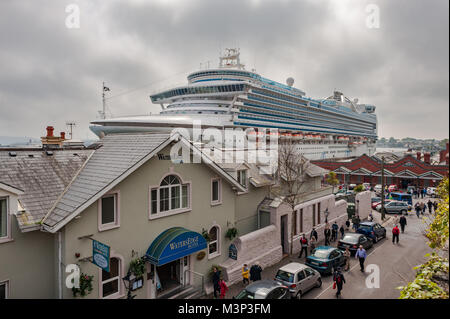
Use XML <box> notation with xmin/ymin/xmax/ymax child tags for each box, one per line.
<box><xmin>305</xmin><ymin>246</ymin><xmax>346</xmax><ymax>275</ymax></box>
<box><xmin>356</xmin><ymin>221</ymin><xmax>386</xmax><ymax>243</ymax></box>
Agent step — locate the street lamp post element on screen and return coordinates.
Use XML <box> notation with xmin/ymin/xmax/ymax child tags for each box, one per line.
<box><xmin>122</xmin><ymin>270</ymin><xmax>137</xmax><ymax>299</ymax></box>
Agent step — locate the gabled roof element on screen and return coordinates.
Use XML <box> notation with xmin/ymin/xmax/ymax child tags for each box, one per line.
<box><xmin>333</xmin><ymin>166</ymin><xmax>352</xmax><ymax>174</ymax></box>
<box><xmin>372</xmin><ymin>168</ymin><xmax>395</xmax><ymax>176</ymax></box>
<box><xmin>418</xmin><ymin>171</ymin><xmax>444</xmax><ymax>179</ymax></box>
<box><xmin>0</xmin><ymin>181</ymin><xmax>24</xmax><ymax>195</ymax></box>
<box><xmin>351</xmin><ymin>167</ymin><xmax>373</xmax><ymax>175</ymax></box>
<box><xmin>42</xmin><ymin>133</ymin><xmax>246</xmax><ymax>233</ymax></box>
<box><xmin>0</xmin><ymin>149</ymin><xmax>93</xmax><ymax>230</ymax></box>
<box><xmin>395</xmin><ymin>169</ymin><xmax>418</xmax><ymax>178</ymax></box>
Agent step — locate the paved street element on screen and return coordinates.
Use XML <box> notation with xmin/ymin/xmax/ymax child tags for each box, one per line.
<box><xmin>211</xmin><ymin>195</ymin><xmax>437</xmax><ymax>299</ymax></box>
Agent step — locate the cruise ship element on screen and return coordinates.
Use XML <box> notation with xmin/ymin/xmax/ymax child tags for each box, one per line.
<box><xmin>90</xmin><ymin>49</ymin><xmax>378</xmax><ymax>160</ymax></box>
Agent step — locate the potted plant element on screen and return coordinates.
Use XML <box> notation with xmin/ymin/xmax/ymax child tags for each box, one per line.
<box><xmin>72</xmin><ymin>273</ymin><xmax>93</xmax><ymax>298</ymax></box>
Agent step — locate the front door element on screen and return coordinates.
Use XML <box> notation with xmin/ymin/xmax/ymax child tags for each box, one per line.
<box><xmin>180</xmin><ymin>256</ymin><xmax>190</xmax><ymax>286</ymax></box>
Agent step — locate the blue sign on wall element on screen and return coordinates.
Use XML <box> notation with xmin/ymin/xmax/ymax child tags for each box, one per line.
<box><xmin>229</xmin><ymin>244</ymin><xmax>237</xmax><ymax>260</ymax></box>
<box><xmin>92</xmin><ymin>240</ymin><xmax>110</xmax><ymax>272</ymax></box>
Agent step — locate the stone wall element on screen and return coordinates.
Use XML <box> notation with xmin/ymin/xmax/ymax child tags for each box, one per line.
<box><xmin>219</xmin><ymin>225</ymin><xmax>282</xmax><ymax>285</ymax></box>
<box><xmin>356</xmin><ymin>191</ymin><xmax>372</xmax><ymax>220</ymax></box>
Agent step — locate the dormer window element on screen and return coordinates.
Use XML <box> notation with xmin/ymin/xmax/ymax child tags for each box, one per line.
<box><xmin>237</xmin><ymin>169</ymin><xmax>248</xmax><ymax>188</ymax></box>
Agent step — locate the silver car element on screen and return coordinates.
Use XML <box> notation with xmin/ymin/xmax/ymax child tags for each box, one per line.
<box><xmin>234</xmin><ymin>280</ymin><xmax>291</xmax><ymax>299</ymax></box>
<box><xmin>274</xmin><ymin>262</ymin><xmax>322</xmax><ymax>299</ymax></box>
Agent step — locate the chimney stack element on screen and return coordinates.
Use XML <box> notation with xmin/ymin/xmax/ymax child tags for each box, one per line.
<box><xmin>60</xmin><ymin>132</ymin><xmax>66</xmax><ymax>140</ymax></box>
<box><xmin>46</xmin><ymin>126</ymin><xmax>54</xmax><ymax>137</ymax></box>
<box><xmin>424</xmin><ymin>152</ymin><xmax>431</xmax><ymax>164</ymax></box>
<box><xmin>416</xmin><ymin>152</ymin><xmax>421</xmax><ymax>161</ymax></box>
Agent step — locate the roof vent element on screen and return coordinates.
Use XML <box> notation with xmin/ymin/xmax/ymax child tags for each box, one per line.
<box><xmin>46</xmin><ymin>151</ymin><xmax>54</xmax><ymax>156</ymax></box>
<box><xmin>28</xmin><ymin>154</ymin><xmax>34</xmax><ymax>158</ymax></box>
<box><xmin>8</xmin><ymin>151</ymin><xmax>17</xmax><ymax>157</ymax></box>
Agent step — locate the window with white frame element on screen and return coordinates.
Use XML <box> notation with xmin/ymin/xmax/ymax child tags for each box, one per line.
<box><xmin>99</xmin><ymin>192</ymin><xmax>119</xmax><ymax>231</ymax></box>
<box><xmin>237</xmin><ymin>170</ymin><xmax>248</xmax><ymax>188</ymax></box>
<box><xmin>0</xmin><ymin>280</ymin><xmax>9</xmax><ymax>299</ymax></box>
<box><xmin>150</xmin><ymin>175</ymin><xmax>190</xmax><ymax>216</ymax></box>
<box><xmin>0</xmin><ymin>197</ymin><xmax>9</xmax><ymax>240</ymax></box>
<box><xmin>208</xmin><ymin>226</ymin><xmax>220</xmax><ymax>257</ymax></box>
<box><xmin>101</xmin><ymin>257</ymin><xmax>121</xmax><ymax>298</ymax></box>
<box><xmin>211</xmin><ymin>178</ymin><xmax>221</xmax><ymax>204</ymax></box>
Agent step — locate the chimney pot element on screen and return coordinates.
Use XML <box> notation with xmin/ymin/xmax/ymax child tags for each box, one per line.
<box><xmin>416</xmin><ymin>152</ymin><xmax>421</xmax><ymax>161</ymax></box>
<box><xmin>424</xmin><ymin>152</ymin><xmax>431</xmax><ymax>164</ymax></box>
<box><xmin>60</xmin><ymin>132</ymin><xmax>65</xmax><ymax>140</ymax></box>
<box><xmin>46</xmin><ymin>126</ymin><xmax>54</xmax><ymax>137</ymax></box>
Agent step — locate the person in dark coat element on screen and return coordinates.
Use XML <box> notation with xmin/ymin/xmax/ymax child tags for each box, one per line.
<box><xmin>212</xmin><ymin>267</ymin><xmax>221</xmax><ymax>299</ymax></box>
<box><xmin>399</xmin><ymin>215</ymin><xmax>407</xmax><ymax>233</ymax></box>
<box><xmin>249</xmin><ymin>263</ymin><xmax>262</xmax><ymax>282</ymax></box>
<box><xmin>333</xmin><ymin>267</ymin><xmax>346</xmax><ymax>298</ymax></box>
<box><xmin>345</xmin><ymin>219</ymin><xmax>351</xmax><ymax>230</ymax></box>
<box><xmin>331</xmin><ymin>222</ymin><xmax>339</xmax><ymax>242</ymax></box>
<box><xmin>427</xmin><ymin>200</ymin><xmax>433</xmax><ymax>213</ymax></box>
<box><xmin>433</xmin><ymin>201</ymin><xmax>438</xmax><ymax>213</ymax></box>
<box><xmin>324</xmin><ymin>227</ymin><xmax>331</xmax><ymax>246</ymax></box>
<box><xmin>339</xmin><ymin>225</ymin><xmax>345</xmax><ymax>239</ymax></box>
<box><xmin>310</xmin><ymin>228</ymin><xmax>318</xmax><ymax>241</ymax></box>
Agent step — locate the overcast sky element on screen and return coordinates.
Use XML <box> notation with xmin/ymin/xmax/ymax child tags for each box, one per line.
<box><xmin>0</xmin><ymin>0</ymin><xmax>448</xmax><ymax>140</ymax></box>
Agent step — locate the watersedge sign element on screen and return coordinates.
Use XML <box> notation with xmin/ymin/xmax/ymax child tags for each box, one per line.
<box><xmin>92</xmin><ymin>240</ymin><xmax>110</xmax><ymax>272</ymax></box>
<box><xmin>146</xmin><ymin>228</ymin><xmax>207</xmax><ymax>266</ymax></box>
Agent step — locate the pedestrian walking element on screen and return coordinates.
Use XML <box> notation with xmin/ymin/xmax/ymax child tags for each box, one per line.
<box><xmin>433</xmin><ymin>201</ymin><xmax>438</xmax><ymax>213</ymax></box>
<box><xmin>368</xmin><ymin>212</ymin><xmax>374</xmax><ymax>222</ymax></box>
<box><xmin>392</xmin><ymin>225</ymin><xmax>400</xmax><ymax>244</ymax></box>
<box><xmin>310</xmin><ymin>237</ymin><xmax>316</xmax><ymax>252</ymax></box>
<box><xmin>310</xmin><ymin>228</ymin><xmax>318</xmax><ymax>242</ymax></box>
<box><xmin>212</xmin><ymin>267</ymin><xmax>221</xmax><ymax>299</ymax></box>
<box><xmin>415</xmin><ymin>203</ymin><xmax>421</xmax><ymax>218</ymax></box>
<box><xmin>242</xmin><ymin>264</ymin><xmax>250</xmax><ymax>285</ymax></box>
<box><xmin>298</xmin><ymin>234</ymin><xmax>309</xmax><ymax>258</ymax></box>
<box><xmin>345</xmin><ymin>219</ymin><xmax>350</xmax><ymax>230</ymax></box>
<box><xmin>219</xmin><ymin>277</ymin><xmax>228</xmax><ymax>299</ymax></box>
<box><xmin>421</xmin><ymin>202</ymin><xmax>426</xmax><ymax>215</ymax></box>
<box><xmin>324</xmin><ymin>227</ymin><xmax>331</xmax><ymax>246</ymax></box>
<box><xmin>249</xmin><ymin>263</ymin><xmax>262</xmax><ymax>282</ymax></box>
<box><xmin>422</xmin><ymin>188</ymin><xmax>426</xmax><ymax>198</ymax></box>
<box><xmin>333</xmin><ymin>267</ymin><xmax>346</xmax><ymax>298</ymax></box>
<box><xmin>355</xmin><ymin>245</ymin><xmax>367</xmax><ymax>272</ymax></box>
<box><xmin>339</xmin><ymin>225</ymin><xmax>345</xmax><ymax>239</ymax></box>
<box><xmin>343</xmin><ymin>247</ymin><xmax>351</xmax><ymax>271</ymax></box>
<box><xmin>399</xmin><ymin>215</ymin><xmax>407</xmax><ymax>233</ymax></box>
<box><xmin>413</xmin><ymin>189</ymin><xmax>418</xmax><ymax>199</ymax></box>
<box><xmin>331</xmin><ymin>222</ymin><xmax>339</xmax><ymax>242</ymax></box>
<box><xmin>427</xmin><ymin>199</ymin><xmax>433</xmax><ymax>214</ymax></box>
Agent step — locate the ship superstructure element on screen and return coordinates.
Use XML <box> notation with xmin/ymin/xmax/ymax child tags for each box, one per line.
<box><xmin>90</xmin><ymin>49</ymin><xmax>377</xmax><ymax>159</ymax></box>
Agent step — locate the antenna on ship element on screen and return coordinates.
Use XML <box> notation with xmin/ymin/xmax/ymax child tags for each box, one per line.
<box><xmin>100</xmin><ymin>82</ymin><xmax>110</xmax><ymax>119</ymax></box>
<box><xmin>65</xmin><ymin>121</ymin><xmax>76</xmax><ymax>139</ymax></box>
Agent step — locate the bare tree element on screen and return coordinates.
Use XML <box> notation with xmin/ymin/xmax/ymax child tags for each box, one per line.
<box><xmin>271</xmin><ymin>139</ymin><xmax>311</xmax><ymax>255</ymax></box>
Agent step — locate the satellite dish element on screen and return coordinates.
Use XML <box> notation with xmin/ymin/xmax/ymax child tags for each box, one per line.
<box><xmin>286</xmin><ymin>77</ymin><xmax>294</xmax><ymax>87</ymax></box>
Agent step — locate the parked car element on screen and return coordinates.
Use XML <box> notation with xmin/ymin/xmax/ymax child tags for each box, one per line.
<box><xmin>406</xmin><ymin>185</ymin><xmax>416</xmax><ymax>194</ymax></box>
<box><xmin>372</xmin><ymin>199</ymin><xmax>392</xmax><ymax>210</ymax></box>
<box><xmin>374</xmin><ymin>184</ymin><xmax>382</xmax><ymax>194</ymax></box>
<box><xmin>234</xmin><ymin>280</ymin><xmax>291</xmax><ymax>299</ymax></box>
<box><xmin>348</xmin><ymin>184</ymin><xmax>357</xmax><ymax>190</ymax></box>
<box><xmin>356</xmin><ymin>221</ymin><xmax>386</xmax><ymax>243</ymax></box>
<box><xmin>305</xmin><ymin>246</ymin><xmax>346</xmax><ymax>275</ymax></box>
<box><xmin>338</xmin><ymin>233</ymin><xmax>373</xmax><ymax>254</ymax></box>
<box><xmin>427</xmin><ymin>187</ymin><xmax>437</xmax><ymax>198</ymax></box>
<box><xmin>274</xmin><ymin>263</ymin><xmax>322</xmax><ymax>299</ymax></box>
<box><xmin>375</xmin><ymin>200</ymin><xmax>409</xmax><ymax>214</ymax></box>
<box><xmin>388</xmin><ymin>184</ymin><xmax>398</xmax><ymax>192</ymax></box>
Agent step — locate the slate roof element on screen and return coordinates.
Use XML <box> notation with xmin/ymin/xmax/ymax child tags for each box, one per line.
<box><xmin>0</xmin><ymin>148</ymin><xmax>93</xmax><ymax>230</ymax></box>
<box><xmin>42</xmin><ymin>133</ymin><xmax>172</xmax><ymax>229</ymax></box>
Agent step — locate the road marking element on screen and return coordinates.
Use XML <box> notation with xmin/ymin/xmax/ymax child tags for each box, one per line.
<box><xmin>314</xmin><ymin>240</ymin><xmax>388</xmax><ymax>299</ymax></box>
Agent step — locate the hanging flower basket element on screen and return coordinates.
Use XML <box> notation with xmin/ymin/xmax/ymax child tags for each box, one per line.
<box><xmin>129</xmin><ymin>257</ymin><xmax>146</xmax><ymax>278</ymax></box>
<box><xmin>72</xmin><ymin>273</ymin><xmax>93</xmax><ymax>298</ymax></box>
<box><xmin>225</xmin><ymin>227</ymin><xmax>238</xmax><ymax>240</ymax></box>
